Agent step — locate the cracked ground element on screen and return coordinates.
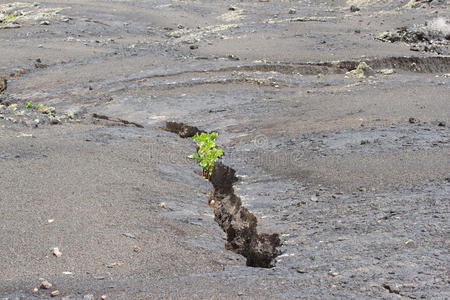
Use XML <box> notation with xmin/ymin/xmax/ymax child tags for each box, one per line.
<box><xmin>0</xmin><ymin>0</ymin><xmax>449</xmax><ymax>299</ymax></box>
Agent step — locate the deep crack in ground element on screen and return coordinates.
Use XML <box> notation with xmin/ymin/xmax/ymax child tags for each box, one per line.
<box><xmin>163</xmin><ymin>121</ymin><xmax>281</xmax><ymax>268</ymax></box>
<box><xmin>1</xmin><ymin>0</ymin><xmax>449</xmax><ymax>298</ymax></box>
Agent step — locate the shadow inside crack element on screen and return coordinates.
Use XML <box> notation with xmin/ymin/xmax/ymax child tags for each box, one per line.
<box><xmin>162</xmin><ymin>121</ymin><xmax>281</xmax><ymax>268</ymax></box>
<box><xmin>210</xmin><ymin>163</ymin><xmax>280</xmax><ymax>268</ymax></box>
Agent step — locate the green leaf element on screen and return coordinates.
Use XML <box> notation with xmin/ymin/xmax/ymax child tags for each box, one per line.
<box><xmin>190</xmin><ymin>132</ymin><xmax>224</xmax><ymax>177</ymax></box>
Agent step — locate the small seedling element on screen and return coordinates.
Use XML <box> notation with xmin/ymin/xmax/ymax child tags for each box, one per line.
<box><xmin>35</xmin><ymin>103</ymin><xmax>55</xmax><ymax>114</ymax></box>
<box><xmin>189</xmin><ymin>132</ymin><xmax>224</xmax><ymax>178</ymax></box>
<box><xmin>1</xmin><ymin>14</ymin><xmax>16</xmax><ymax>24</ymax></box>
<box><xmin>25</xmin><ymin>101</ymin><xmax>33</xmax><ymax>109</ymax></box>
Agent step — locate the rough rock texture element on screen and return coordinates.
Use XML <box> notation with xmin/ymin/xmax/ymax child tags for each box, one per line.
<box><xmin>405</xmin><ymin>0</ymin><xmax>447</xmax><ymax>8</ymax></box>
<box><xmin>378</xmin><ymin>18</ymin><xmax>450</xmax><ymax>54</ymax></box>
<box><xmin>0</xmin><ymin>78</ymin><xmax>6</xmax><ymax>94</ymax></box>
<box><xmin>210</xmin><ymin>163</ymin><xmax>280</xmax><ymax>268</ymax></box>
<box><xmin>164</xmin><ymin>121</ymin><xmax>281</xmax><ymax>267</ymax></box>
<box><xmin>163</xmin><ymin>121</ymin><xmax>206</xmax><ymax>138</ymax></box>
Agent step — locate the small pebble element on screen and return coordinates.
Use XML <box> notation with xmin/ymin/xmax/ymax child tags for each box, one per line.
<box><xmin>405</xmin><ymin>240</ymin><xmax>416</xmax><ymax>248</ymax></box>
<box><xmin>53</xmin><ymin>247</ymin><xmax>62</xmax><ymax>257</ymax></box>
<box><xmin>122</xmin><ymin>232</ymin><xmax>137</xmax><ymax>239</ymax></box>
<box><xmin>350</xmin><ymin>5</ymin><xmax>360</xmax><ymax>12</ymax></box>
<box><xmin>409</xmin><ymin>117</ymin><xmax>419</xmax><ymax>124</ymax></box>
<box><xmin>208</xmin><ymin>198</ymin><xmax>215</xmax><ymax>209</ymax></box>
<box><xmin>328</xmin><ymin>271</ymin><xmax>339</xmax><ymax>277</ymax></box>
<box><xmin>40</xmin><ymin>280</ymin><xmax>52</xmax><ymax>289</ymax></box>
<box><xmin>51</xmin><ymin>290</ymin><xmax>60</xmax><ymax>297</ymax></box>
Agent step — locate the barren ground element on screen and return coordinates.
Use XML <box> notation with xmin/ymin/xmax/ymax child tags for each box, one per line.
<box><xmin>0</xmin><ymin>0</ymin><xmax>449</xmax><ymax>299</ymax></box>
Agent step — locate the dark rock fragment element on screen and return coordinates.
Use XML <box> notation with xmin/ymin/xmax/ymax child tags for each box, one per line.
<box><xmin>350</xmin><ymin>5</ymin><xmax>360</xmax><ymax>13</ymax></box>
<box><xmin>163</xmin><ymin>121</ymin><xmax>205</xmax><ymax>138</ymax></box>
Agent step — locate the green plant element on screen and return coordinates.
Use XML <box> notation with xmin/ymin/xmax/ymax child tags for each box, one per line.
<box><xmin>36</xmin><ymin>103</ymin><xmax>55</xmax><ymax>114</ymax></box>
<box><xmin>1</xmin><ymin>14</ymin><xmax>16</xmax><ymax>24</ymax></box>
<box><xmin>189</xmin><ymin>132</ymin><xmax>224</xmax><ymax>178</ymax></box>
<box><xmin>25</xmin><ymin>101</ymin><xmax>33</xmax><ymax>109</ymax></box>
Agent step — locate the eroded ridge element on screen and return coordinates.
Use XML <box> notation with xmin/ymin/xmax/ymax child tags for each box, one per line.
<box><xmin>210</xmin><ymin>163</ymin><xmax>280</xmax><ymax>268</ymax></box>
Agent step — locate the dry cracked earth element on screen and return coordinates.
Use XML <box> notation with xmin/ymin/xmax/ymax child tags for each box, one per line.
<box><xmin>0</xmin><ymin>0</ymin><xmax>449</xmax><ymax>299</ymax></box>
